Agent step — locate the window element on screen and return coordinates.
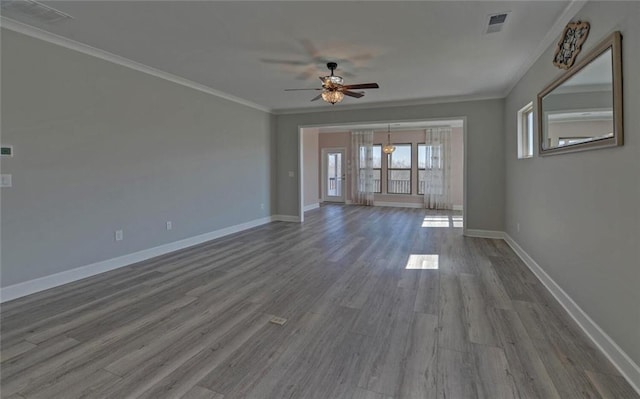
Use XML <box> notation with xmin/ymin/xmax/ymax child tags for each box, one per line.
<box><xmin>517</xmin><ymin>102</ymin><xmax>534</xmax><ymax>158</ymax></box>
<box><xmin>418</xmin><ymin>144</ymin><xmax>442</xmax><ymax>195</ymax></box>
<box><xmin>358</xmin><ymin>145</ymin><xmax>382</xmax><ymax>193</ymax></box>
<box><xmin>387</xmin><ymin>144</ymin><xmax>411</xmax><ymax>194</ymax></box>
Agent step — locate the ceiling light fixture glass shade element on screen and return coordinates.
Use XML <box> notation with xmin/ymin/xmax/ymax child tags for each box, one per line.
<box><xmin>322</xmin><ymin>90</ymin><xmax>344</xmax><ymax>104</ymax></box>
<box><xmin>323</xmin><ymin>75</ymin><xmax>344</xmax><ymax>85</ymax></box>
<box><xmin>383</xmin><ymin>125</ymin><xmax>396</xmax><ymax>153</ymax></box>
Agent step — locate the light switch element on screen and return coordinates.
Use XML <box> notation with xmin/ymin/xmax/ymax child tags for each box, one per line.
<box><xmin>1</xmin><ymin>174</ymin><xmax>12</xmax><ymax>188</ymax></box>
<box><xmin>288</xmin><ymin>171</ymin><xmax>294</xmax><ymax>177</ymax></box>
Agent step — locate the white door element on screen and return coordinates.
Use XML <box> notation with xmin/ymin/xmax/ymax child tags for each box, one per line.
<box><xmin>322</xmin><ymin>149</ymin><xmax>345</xmax><ymax>202</ymax></box>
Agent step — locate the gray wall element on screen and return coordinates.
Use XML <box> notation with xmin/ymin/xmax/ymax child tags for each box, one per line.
<box><xmin>0</xmin><ymin>29</ymin><xmax>274</xmax><ymax>287</ymax></box>
<box><xmin>276</xmin><ymin>99</ymin><xmax>505</xmax><ymax>231</ymax></box>
<box><xmin>504</xmin><ymin>1</ymin><xmax>640</xmax><ymax>365</ymax></box>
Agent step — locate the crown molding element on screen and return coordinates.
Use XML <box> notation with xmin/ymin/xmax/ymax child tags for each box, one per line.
<box><xmin>502</xmin><ymin>0</ymin><xmax>588</xmax><ymax>98</ymax></box>
<box><xmin>0</xmin><ymin>17</ymin><xmax>272</xmax><ymax>114</ymax></box>
<box><xmin>273</xmin><ymin>93</ymin><xmax>504</xmax><ymax>115</ymax></box>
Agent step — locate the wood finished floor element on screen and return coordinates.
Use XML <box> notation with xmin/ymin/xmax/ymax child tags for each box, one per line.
<box><xmin>1</xmin><ymin>205</ymin><xmax>637</xmax><ymax>399</ymax></box>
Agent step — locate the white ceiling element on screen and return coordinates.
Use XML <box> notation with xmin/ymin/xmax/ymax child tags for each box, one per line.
<box><xmin>3</xmin><ymin>1</ymin><xmax>579</xmax><ymax>112</ymax></box>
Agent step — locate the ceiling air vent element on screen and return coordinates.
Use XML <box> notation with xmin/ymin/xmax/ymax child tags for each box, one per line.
<box><xmin>486</xmin><ymin>12</ymin><xmax>510</xmax><ymax>34</ymax></box>
<box><xmin>1</xmin><ymin>0</ymin><xmax>72</xmax><ymax>23</ymax></box>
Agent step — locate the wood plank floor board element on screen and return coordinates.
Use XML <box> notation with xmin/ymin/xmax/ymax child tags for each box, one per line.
<box><xmin>473</xmin><ymin>344</ymin><xmax>521</xmax><ymax>399</ymax></box>
<box><xmin>103</xmin><ymin>300</ymin><xmax>261</xmax><ymax>378</ymax></box>
<box><xmin>437</xmin><ymin>273</ymin><xmax>470</xmax><ymax>353</ymax></box>
<box><xmin>197</xmin><ymin>315</ymin><xmax>304</xmax><ymax>397</ymax></box>
<box><xmin>26</xmin><ymin>368</ymin><xmax>122</xmax><ymax>399</ymax></box>
<box><xmin>412</xmin><ymin>270</ymin><xmax>439</xmax><ymax>315</ymax></box>
<box><xmin>0</xmin><ymin>340</ymin><xmax>36</xmax><ymax>362</ymax></box>
<box><xmin>458</xmin><ymin>273</ymin><xmax>501</xmax><ymax>347</ymax></box>
<box><xmin>181</xmin><ymin>385</ymin><xmax>224</xmax><ymax>399</ymax></box>
<box><xmin>512</xmin><ymin>300</ymin><xmax>621</xmax><ymax>377</ymax></box>
<box><xmin>397</xmin><ymin>312</ymin><xmax>438</xmax><ymax>399</ymax></box>
<box><xmin>357</xmin><ymin>287</ymin><xmax>416</xmax><ymax>396</ymax></box>
<box><xmin>63</xmin><ymin>272</ymin><xmax>221</xmax><ymax>342</ymax></box>
<box><xmin>135</xmin><ymin>313</ymin><xmax>273</xmax><ymax>399</ymax></box>
<box><xmin>0</xmin><ymin>336</ymin><xmax>80</xmax><ymax>381</ymax></box>
<box><xmin>242</xmin><ymin>306</ymin><xmax>358</xmax><ymax>399</ymax></box>
<box><xmin>528</xmin><ymin>337</ymin><xmax>604</xmax><ymax>399</ymax></box>
<box><xmin>350</xmin><ymin>270</ymin><xmax>402</xmax><ymax>338</ymax></box>
<box><xmin>436</xmin><ymin>347</ymin><xmax>483</xmax><ymax>398</ymax></box>
<box><xmin>294</xmin><ymin>328</ymin><xmax>371</xmax><ymax>399</ymax></box>
<box><xmin>201</xmin><ymin>310</ymin><xmax>328</xmax><ymax>399</ymax></box>
<box><xmin>1</xmin><ymin>204</ymin><xmax>635</xmax><ymax>398</ymax></box>
<box><xmin>3</xmin><ymin>295</ymin><xmax>199</xmax><ymax>397</ymax></box>
<box><xmin>351</xmin><ymin>387</ymin><xmax>394</xmax><ymax>399</ymax></box>
<box><xmin>487</xmin><ymin>307</ymin><xmax>561</xmax><ymax>399</ymax></box>
<box><xmin>21</xmin><ymin>269</ymin><xmax>223</xmax><ymax>345</ymax></box>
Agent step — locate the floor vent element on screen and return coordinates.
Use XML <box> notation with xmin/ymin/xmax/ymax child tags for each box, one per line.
<box><xmin>269</xmin><ymin>316</ymin><xmax>287</xmax><ymax>326</ymax></box>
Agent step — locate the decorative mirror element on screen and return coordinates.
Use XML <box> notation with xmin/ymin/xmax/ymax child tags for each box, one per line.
<box><xmin>538</xmin><ymin>31</ymin><xmax>623</xmax><ymax>156</ymax></box>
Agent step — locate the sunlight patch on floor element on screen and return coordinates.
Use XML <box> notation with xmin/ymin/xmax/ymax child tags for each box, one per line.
<box><xmin>422</xmin><ymin>215</ymin><xmax>463</xmax><ymax>228</ymax></box>
<box><xmin>405</xmin><ymin>254</ymin><xmax>439</xmax><ymax>269</ymax></box>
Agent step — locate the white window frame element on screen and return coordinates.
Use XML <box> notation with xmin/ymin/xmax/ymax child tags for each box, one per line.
<box><xmin>517</xmin><ymin>102</ymin><xmax>534</xmax><ymax>159</ymax></box>
<box><xmin>387</xmin><ymin>143</ymin><xmax>412</xmax><ymax>194</ymax></box>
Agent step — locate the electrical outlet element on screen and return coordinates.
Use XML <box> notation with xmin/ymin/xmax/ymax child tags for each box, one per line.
<box><xmin>260</xmin><ymin>203</ymin><xmax>265</xmax><ymax>210</ymax></box>
<box><xmin>166</xmin><ymin>221</ymin><xmax>172</xmax><ymax>230</ymax></box>
<box><xmin>288</xmin><ymin>171</ymin><xmax>294</xmax><ymax>177</ymax></box>
<box><xmin>0</xmin><ymin>174</ymin><xmax>12</xmax><ymax>188</ymax></box>
<box><xmin>115</xmin><ymin>230</ymin><xmax>123</xmax><ymax>241</ymax></box>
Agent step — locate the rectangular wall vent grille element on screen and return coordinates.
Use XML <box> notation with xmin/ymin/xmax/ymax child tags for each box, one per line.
<box><xmin>486</xmin><ymin>12</ymin><xmax>510</xmax><ymax>34</ymax></box>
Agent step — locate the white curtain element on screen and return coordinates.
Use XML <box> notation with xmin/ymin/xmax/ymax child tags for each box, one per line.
<box><xmin>351</xmin><ymin>130</ymin><xmax>375</xmax><ymax>206</ymax></box>
<box><xmin>423</xmin><ymin>127</ymin><xmax>452</xmax><ymax>209</ymax></box>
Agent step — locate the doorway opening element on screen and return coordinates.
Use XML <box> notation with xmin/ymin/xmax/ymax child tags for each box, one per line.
<box><xmin>298</xmin><ymin>118</ymin><xmax>466</xmax><ymax>235</ymax></box>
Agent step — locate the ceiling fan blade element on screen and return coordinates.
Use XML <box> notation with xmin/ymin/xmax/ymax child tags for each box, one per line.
<box><xmin>342</xmin><ymin>83</ymin><xmax>379</xmax><ymax>90</ymax></box>
<box><xmin>310</xmin><ymin>94</ymin><xmax>322</xmax><ymax>102</ymax></box>
<box><xmin>296</xmin><ymin>69</ymin><xmax>315</xmax><ymax>80</ymax></box>
<box><xmin>342</xmin><ymin>90</ymin><xmax>364</xmax><ymax>98</ymax></box>
<box><xmin>284</xmin><ymin>88</ymin><xmax>323</xmax><ymax>91</ymax></box>
<box><xmin>261</xmin><ymin>58</ymin><xmax>308</xmax><ymax>66</ymax></box>
<box><xmin>300</xmin><ymin>39</ymin><xmax>322</xmax><ymax>62</ymax></box>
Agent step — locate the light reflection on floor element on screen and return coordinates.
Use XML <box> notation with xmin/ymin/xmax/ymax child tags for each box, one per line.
<box><xmin>405</xmin><ymin>254</ymin><xmax>439</xmax><ymax>269</ymax></box>
<box><xmin>422</xmin><ymin>215</ymin><xmax>463</xmax><ymax>228</ymax></box>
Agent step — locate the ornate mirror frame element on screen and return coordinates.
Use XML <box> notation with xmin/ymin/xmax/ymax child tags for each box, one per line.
<box><xmin>538</xmin><ymin>31</ymin><xmax>623</xmax><ymax>156</ymax></box>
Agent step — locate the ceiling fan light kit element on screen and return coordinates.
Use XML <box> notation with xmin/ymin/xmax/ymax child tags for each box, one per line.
<box><xmin>285</xmin><ymin>62</ymin><xmax>379</xmax><ymax>105</ymax></box>
<box><xmin>321</xmin><ymin>90</ymin><xmax>345</xmax><ymax>104</ymax></box>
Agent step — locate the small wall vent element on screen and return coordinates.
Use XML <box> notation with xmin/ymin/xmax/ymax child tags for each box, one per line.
<box><xmin>1</xmin><ymin>0</ymin><xmax>72</xmax><ymax>23</ymax></box>
<box><xmin>486</xmin><ymin>12</ymin><xmax>510</xmax><ymax>34</ymax></box>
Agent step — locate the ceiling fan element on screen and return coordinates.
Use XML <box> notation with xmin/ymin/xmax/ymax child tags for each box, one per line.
<box><xmin>285</xmin><ymin>62</ymin><xmax>379</xmax><ymax>104</ymax></box>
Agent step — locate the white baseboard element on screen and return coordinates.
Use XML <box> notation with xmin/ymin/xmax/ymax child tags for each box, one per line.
<box><xmin>373</xmin><ymin>201</ymin><xmax>423</xmax><ymax>209</ymax></box>
<box><xmin>464</xmin><ymin>229</ymin><xmax>505</xmax><ymax>239</ymax></box>
<box><xmin>504</xmin><ymin>234</ymin><xmax>640</xmax><ymax>394</ymax></box>
<box><xmin>0</xmin><ymin>216</ymin><xmax>274</xmax><ymax>303</ymax></box>
<box><xmin>272</xmin><ymin>214</ymin><xmax>301</xmax><ymax>223</ymax></box>
<box><xmin>303</xmin><ymin>203</ymin><xmax>320</xmax><ymax>212</ymax></box>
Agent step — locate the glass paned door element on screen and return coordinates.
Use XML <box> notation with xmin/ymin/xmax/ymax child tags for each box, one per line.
<box><xmin>324</xmin><ymin>149</ymin><xmax>345</xmax><ymax>202</ymax></box>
